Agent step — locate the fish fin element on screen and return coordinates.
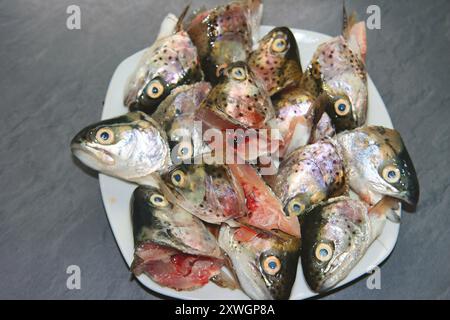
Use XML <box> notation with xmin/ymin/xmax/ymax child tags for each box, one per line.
<box><xmin>234</xmin><ymin>226</ymin><xmax>259</xmax><ymax>242</ymax></box>
<box><xmin>175</xmin><ymin>4</ymin><xmax>191</xmax><ymax>33</ymax></box>
<box><xmin>157</xmin><ymin>14</ymin><xmax>179</xmax><ymax>40</ymax></box>
<box><xmin>342</xmin><ymin>3</ymin><xmax>367</xmax><ymax>62</ymax></box>
<box><xmin>310</xmin><ymin>112</ymin><xmax>336</xmax><ymax>144</ymax></box>
<box><xmin>368</xmin><ymin>197</ymin><xmax>400</xmax><ymax>240</ymax></box>
<box><xmin>342</xmin><ymin>2</ymin><xmax>357</xmax><ymax>38</ymax></box>
<box><xmin>211</xmin><ymin>270</ymin><xmax>240</xmax><ymax>290</ymax></box>
<box><xmin>307</xmin><ymin>93</ymin><xmax>329</xmax><ymax>143</ymax></box>
<box><xmin>387</xmin><ymin>210</ymin><xmax>401</xmax><ymax>223</ymax></box>
<box><xmin>369</xmin><ymin>197</ymin><xmax>400</xmax><ymax>219</ymax></box>
<box><xmin>130</xmin><ymin>255</ymin><xmax>146</xmax><ymax>277</ymax></box>
<box><xmin>300</xmin><ymin>64</ymin><xmax>322</xmax><ymax>98</ymax></box>
<box><xmin>223</xmin><ymin>255</ymin><xmax>242</xmax><ymax>289</ymax></box>
<box><xmin>224</xmin><ymin>219</ymin><xmax>243</xmax><ymax>228</ymax></box>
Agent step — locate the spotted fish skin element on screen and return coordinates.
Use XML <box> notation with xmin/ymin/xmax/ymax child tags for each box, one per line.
<box><xmin>248</xmin><ymin>27</ymin><xmax>303</xmax><ymax>96</ymax></box>
<box><xmin>300</xmin><ymin>197</ymin><xmax>371</xmax><ymax>292</ymax></box>
<box><xmin>186</xmin><ymin>0</ymin><xmax>263</xmax><ymax>83</ymax></box>
<box><xmin>124</xmin><ymin>29</ymin><xmax>203</xmax><ymax>115</ymax></box>
<box><xmin>161</xmin><ymin>164</ymin><xmax>246</xmax><ymax>224</ymax></box>
<box><xmin>200</xmin><ymin>62</ymin><xmax>275</xmax><ymax>129</ymax></box>
<box><xmin>306</xmin><ymin>34</ymin><xmax>368</xmax><ymax>132</ymax></box>
<box><xmin>266</xmin><ymin>139</ymin><xmax>346</xmax><ymax>220</ymax></box>
<box><xmin>249</xmin><ymin>27</ymin><xmax>333</xmax><ymax>156</ymax></box>
<box><xmin>335</xmin><ymin>126</ymin><xmax>419</xmax><ymax>207</ymax></box>
<box><xmin>218</xmin><ymin>224</ymin><xmax>300</xmax><ymax>300</ymax></box>
<box><xmin>301</xmin><ymin>196</ymin><xmax>399</xmax><ymax>292</ymax></box>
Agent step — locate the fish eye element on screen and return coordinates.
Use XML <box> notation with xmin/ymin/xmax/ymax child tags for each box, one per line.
<box><xmin>145</xmin><ymin>79</ymin><xmax>165</xmax><ymax>99</ymax></box>
<box><xmin>176</xmin><ymin>141</ymin><xmax>193</xmax><ymax>160</ymax></box>
<box><xmin>287</xmin><ymin>200</ymin><xmax>305</xmax><ymax>216</ymax></box>
<box><xmin>382</xmin><ymin>165</ymin><xmax>401</xmax><ymax>184</ymax></box>
<box><xmin>271</xmin><ymin>37</ymin><xmax>288</xmax><ymax>53</ymax></box>
<box><xmin>315</xmin><ymin>243</ymin><xmax>333</xmax><ymax>262</ymax></box>
<box><xmin>230</xmin><ymin>66</ymin><xmax>247</xmax><ymax>81</ymax></box>
<box><xmin>262</xmin><ymin>256</ymin><xmax>281</xmax><ymax>275</ymax></box>
<box><xmin>149</xmin><ymin>193</ymin><xmax>169</xmax><ymax>207</ymax></box>
<box><xmin>171</xmin><ymin>170</ymin><xmax>186</xmax><ymax>187</ymax></box>
<box><xmin>334</xmin><ymin>98</ymin><xmax>351</xmax><ymax>116</ymax></box>
<box><xmin>95</xmin><ymin>128</ymin><xmax>115</xmax><ymax>145</ymax></box>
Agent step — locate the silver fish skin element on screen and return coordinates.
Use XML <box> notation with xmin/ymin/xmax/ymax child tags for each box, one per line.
<box><xmin>335</xmin><ymin>126</ymin><xmax>419</xmax><ymax>207</ymax></box>
<box><xmin>125</xmin><ymin>14</ymin><xmax>203</xmax><ymax>114</ymax></box>
<box><xmin>266</xmin><ymin>139</ymin><xmax>346</xmax><ymax>219</ymax></box>
<box><xmin>301</xmin><ymin>196</ymin><xmax>399</xmax><ymax>293</ymax></box>
<box><xmin>132</xmin><ymin>185</ymin><xmax>222</xmax><ymax>258</ymax></box>
<box><xmin>218</xmin><ymin>224</ymin><xmax>300</xmax><ymax>300</ymax></box>
<box><xmin>70</xmin><ymin>112</ymin><xmax>171</xmax><ymax>185</ymax></box>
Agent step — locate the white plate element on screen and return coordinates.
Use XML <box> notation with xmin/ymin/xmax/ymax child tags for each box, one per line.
<box><xmin>99</xmin><ymin>26</ymin><xmax>399</xmax><ymax>300</ymax></box>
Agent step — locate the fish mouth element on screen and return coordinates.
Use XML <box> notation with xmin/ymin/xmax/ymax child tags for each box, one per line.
<box><xmin>71</xmin><ymin>143</ymin><xmax>115</xmax><ymax>168</ymax></box>
<box><xmin>397</xmin><ymin>188</ymin><xmax>419</xmax><ymax>208</ymax></box>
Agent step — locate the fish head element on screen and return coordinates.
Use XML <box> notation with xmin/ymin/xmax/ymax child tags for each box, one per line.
<box><xmin>71</xmin><ymin>112</ymin><xmax>171</xmax><ymax>181</ymax></box>
<box><xmin>249</xmin><ymin>27</ymin><xmax>302</xmax><ymax>95</ymax></box>
<box><xmin>186</xmin><ymin>0</ymin><xmax>263</xmax><ymax>83</ymax></box>
<box><xmin>301</xmin><ymin>197</ymin><xmax>370</xmax><ymax>292</ymax></box>
<box><xmin>219</xmin><ymin>225</ymin><xmax>300</xmax><ymax>300</ymax></box>
<box><xmin>151</xmin><ymin>82</ymin><xmax>212</xmax><ymax>164</ymax></box>
<box><xmin>162</xmin><ymin>164</ymin><xmax>246</xmax><ymax>224</ymax></box>
<box><xmin>337</xmin><ymin>126</ymin><xmax>419</xmax><ymax>207</ymax></box>
<box><xmin>310</xmin><ymin>36</ymin><xmax>368</xmax><ymax>132</ymax></box>
<box><xmin>125</xmin><ymin>31</ymin><xmax>203</xmax><ymax>114</ymax></box>
<box><xmin>131</xmin><ymin>185</ymin><xmax>222</xmax><ymax>258</ymax></box>
<box><xmin>268</xmin><ymin>142</ymin><xmax>345</xmax><ymax>221</ymax></box>
<box><xmin>203</xmin><ymin>61</ymin><xmax>275</xmax><ymax>128</ymax></box>
<box><xmin>275</xmin><ymin>161</ymin><xmax>326</xmax><ymax>220</ymax></box>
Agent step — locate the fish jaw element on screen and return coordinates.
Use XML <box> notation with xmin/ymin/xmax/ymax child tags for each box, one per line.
<box><xmin>70</xmin><ymin>112</ymin><xmax>171</xmax><ymax>182</ymax></box>
<box><xmin>300</xmin><ymin>197</ymin><xmax>371</xmax><ymax>292</ymax></box>
<box><xmin>336</xmin><ymin>126</ymin><xmax>420</xmax><ymax>208</ymax></box>
<box><xmin>131</xmin><ymin>185</ymin><xmax>223</xmax><ymax>258</ymax></box>
<box><xmin>218</xmin><ymin>224</ymin><xmax>300</xmax><ymax>300</ymax></box>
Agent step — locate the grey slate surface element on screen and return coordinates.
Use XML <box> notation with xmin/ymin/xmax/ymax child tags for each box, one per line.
<box><xmin>0</xmin><ymin>0</ymin><xmax>449</xmax><ymax>300</ymax></box>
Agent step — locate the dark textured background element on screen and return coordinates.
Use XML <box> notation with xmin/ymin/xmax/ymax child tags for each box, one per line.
<box><xmin>0</xmin><ymin>0</ymin><xmax>449</xmax><ymax>299</ymax></box>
